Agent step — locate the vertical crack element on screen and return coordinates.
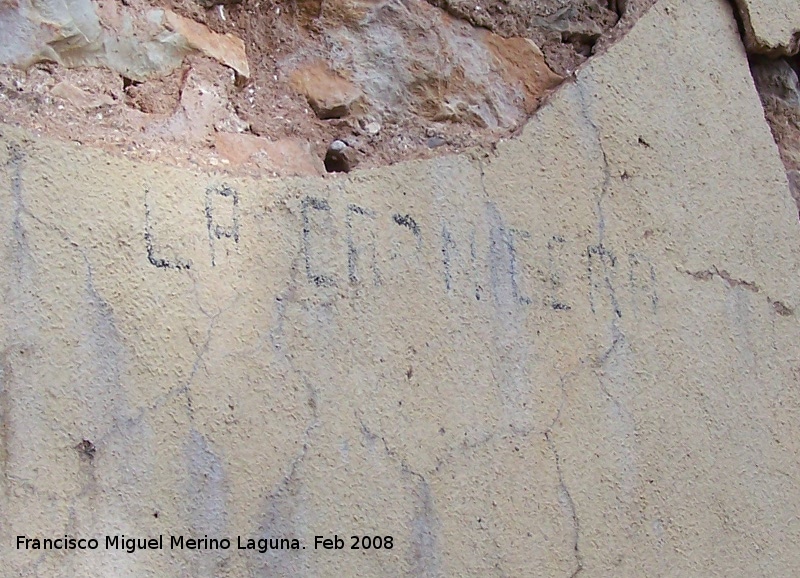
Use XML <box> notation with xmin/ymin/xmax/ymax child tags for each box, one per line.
<box><xmin>576</xmin><ymin>78</ymin><xmax>624</xmax><ymax>328</ymax></box>
<box><xmin>357</xmin><ymin>414</ymin><xmax>442</xmax><ymax>577</ymax></box>
<box><xmin>252</xmin><ymin>379</ymin><xmax>319</xmax><ymax>577</ymax></box>
<box><xmin>575</xmin><ymin>78</ymin><xmax>611</xmax><ymax>243</ymax></box>
<box><xmin>545</xmin><ymin>430</ymin><xmax>583</xmax><ymax>578</ymax></box>
<box><xmin>571</xmin><ymin>78</ymin><xmax>641</xmax><ymax>570</ymax></box>
<box><xmin>544</xmin><ymin>370</ymin><xmax>585</xmax><ymax>578</ymax></box>
<box><xmin>575</xmin><ymin>74</ymin><xmax>627</xmax><ymax>356</ymax></box>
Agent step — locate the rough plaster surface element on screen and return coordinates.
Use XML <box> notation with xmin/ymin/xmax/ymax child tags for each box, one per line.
<box><xmin>734</xmin><ymin>0</ymin><xmax>800</xmax><ymax>55</ymax></box>
<box><xmin>2</xmin><ymin>0</ymin><xmax>800</xmax><ymax>575</ymax></box>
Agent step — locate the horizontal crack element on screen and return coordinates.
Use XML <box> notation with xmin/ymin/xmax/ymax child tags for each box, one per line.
<box><xmin>682</xmin><ymin>265</ymin><xmax>759</xmax><ymax>292</ymax></box>
<box><xmin>679</xmin><ymin>266</ymin><xmax>794</xmax><ymax>316</ymax></box>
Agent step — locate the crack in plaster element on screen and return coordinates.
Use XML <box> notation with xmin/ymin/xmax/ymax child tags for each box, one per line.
<box><xmin>358</xmin><ymin>404</ymin><xmax>590</xmax><ymax>578</ymax></box>
<box><xmin>430</xmin><ymin>431</ymin><xmax>498</xmax><ymax>474</ymax></box>
<box><xmin>541</xmin><ymin>369</ymin><xmax>586</xmax><ymax>578</ymax></box>
<box><xmin>540</xmin><ymin>78</ymin><xmax>645</xmax><ymax>574</ymax></box>
<box><xmin>544</xmin><ymin>430</ymin><xmax>584</xmax><ymax>578</ymax></box>
<box><xmin>679</xmin><ymin>265</ymin><xmax>795</xmax><ymax>316</ymax></box>
<box><xmin>92</xmin><ymin>269</ymin><xmax>244</xmax><ymax>452</ymax></box>
<box><xmin>576</xmin><ymin>73</ymin><xmax>632</xmax><ymax>374</ymax></box>
<box><xmin>575</xmin><ymin>78</ymin><xmax>624</xmax><ymax>323</ymax></box>
<box><xmin>476</xmin><ymin>151</ymin><xmax>611</xmax><ymax>576</ymax></box>
<box><xmin>4</xmin><ymin>172</ymin><xmax>235</xmax><ymax>463</ymax></box>
<box><xmin>252</xmin><ymin>378</ymin><xmax>320</xmax><ymax>577</ymax></box>
<box><xmin>357</xmin><ymin>413</ymin><xmax>428</xmax><ymax>486</ymax></box>
<box><xmin>11</xmin><ymin>193</ymin><xmax>199</xmax><ymax>444</ymax></box>
<box><xmin>260</xmin><ymin>294</ymin><xmax>321</xmax><ymax>516</ymax></box>
<box><xmin>180</xmin><ymin>290</ymin><xmax>224</xmax><ymax>422</ymax></box>
<box><xmin>84</xmin><ymin>313</ymin><xmax>217</xmax><ymax>453</ymax></box>
<box><xmin>2</xmin><ymin>141</ymin><xmax>119</xmax><ymax>568</ymax></box>
<box><xmin>357</xmin><ymin>414</ymin><xmax>443</xmax><ymax>577</ymax></box>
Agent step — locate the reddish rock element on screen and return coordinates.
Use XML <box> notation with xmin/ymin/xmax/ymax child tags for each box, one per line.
<box><xmin>162</xmin><ymin>10</ymin><xmax>250</xmax><ymax>80</ymax></box>
<box><xmin>482</xmin><ymin>33</ymin><xmax>564</xmax><ymax>114</ymax></box>
<box><xmin>51</xmin><ymin>81</ymin><xmax>115</xmax><ymax>109</ymax></box>
<box><xmin>214</xmin><ymin>132</ymin><xmax>325</xmax><ymax>176</ymax></box>
<box><xmin>289</xmin><ymin>63</ymin><xmax>363</xmax><ymax>120</ymax></box>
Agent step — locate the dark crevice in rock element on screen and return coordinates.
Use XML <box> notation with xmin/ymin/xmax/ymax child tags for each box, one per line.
<box><xmin>749</xmin><ymin>52</ymin><xmax>800</xmax><ymax>221</ymax></box>
<box><xmin>727</xmin><ymin>0</ymin><xmax>753</xmax><ymax>56</ymax></box>
<box><xmin>733</xmin><ymin>0</ymin><xmax>799</xmax><ymax>216</ymax></box>
<box><xmin>608</xmin><ymin>0</ymin><xmax>626</xmax><ymax>19</ymax></box>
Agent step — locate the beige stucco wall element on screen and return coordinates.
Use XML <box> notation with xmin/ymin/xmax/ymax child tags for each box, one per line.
<box><xmin>2</xmin><ymin>0</ymin><xmax>800</xmax><ymax>575</ymax></box>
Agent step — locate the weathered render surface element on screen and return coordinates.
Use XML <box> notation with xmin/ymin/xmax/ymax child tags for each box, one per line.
<box><xmin>735</xmin><ymin>0</ymin><xmax>800</xmax><ymax>54</ymax></box>
<box><xmin>2</xmin><ymin>0</ymin><xmax>800</xmax><ymax>576</ymax></box>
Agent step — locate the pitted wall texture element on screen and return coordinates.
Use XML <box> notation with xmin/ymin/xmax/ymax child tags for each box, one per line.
<box><xmin>2</xmin><ymin>0</ymin><xmax>800</xmax><ymax>576</ymax></box>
